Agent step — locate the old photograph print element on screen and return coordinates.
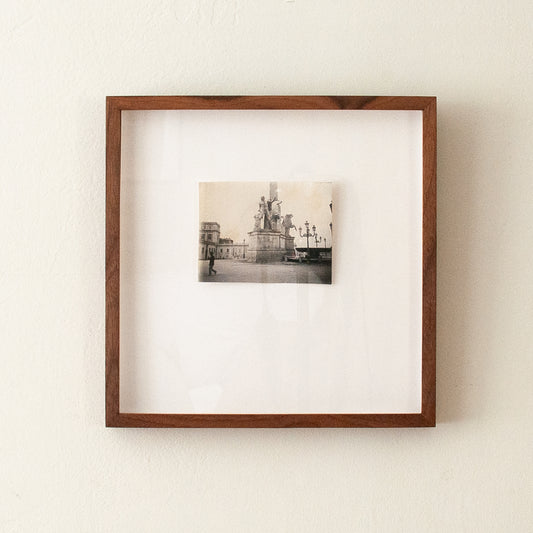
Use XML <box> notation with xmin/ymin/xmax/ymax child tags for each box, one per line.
<box><xmin>198</xmin><ymin>181</ymin><xmax>332</xmax><ymax>284</ymax></box>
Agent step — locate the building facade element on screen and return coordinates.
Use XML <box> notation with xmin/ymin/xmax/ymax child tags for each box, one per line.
<box><xmin>198</xmin><ymin>222</ymin><xmax>248</xmax><ymax>260</ymax></box>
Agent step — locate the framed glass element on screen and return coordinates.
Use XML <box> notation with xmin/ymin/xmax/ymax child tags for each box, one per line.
<box><xmin>106</xmin><ymin>96</ymin><xmax>436</xmax><ymax>427</ymax></box>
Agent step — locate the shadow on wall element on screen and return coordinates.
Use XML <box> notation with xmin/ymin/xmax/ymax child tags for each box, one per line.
<box><xmin>436</xmin><ymin>100</ymin><xmax>493</xmax><ymax>424</ymax></box>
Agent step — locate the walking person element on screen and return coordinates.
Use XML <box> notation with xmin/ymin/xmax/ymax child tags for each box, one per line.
<box><xmin>208</xmin><ymin>251</ymin><xmax>217</xmax><ymax>276</ymax></box>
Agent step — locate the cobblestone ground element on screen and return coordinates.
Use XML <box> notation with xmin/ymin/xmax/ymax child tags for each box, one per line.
<box><xmin>198</xmin><ymin>260</ymin><xmax>332</xmax><ymax>284</ymax></box>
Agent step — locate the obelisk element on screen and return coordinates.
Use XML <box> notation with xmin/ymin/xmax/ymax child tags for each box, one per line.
<box><xmin>269</xmin><ymin>182</ymin><xmax>278</xmax><ymax>202</ymax></box>
<box><xmin>247</xmin><ymin>181</ymin><xmax>286</xmax><ymax>263</ymax></box>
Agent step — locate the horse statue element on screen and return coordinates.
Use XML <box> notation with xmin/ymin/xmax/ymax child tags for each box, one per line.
<box><xmin>281</xmin><ymin>214</ymin><xmax>296</xmax><ymax>237</ymax></box>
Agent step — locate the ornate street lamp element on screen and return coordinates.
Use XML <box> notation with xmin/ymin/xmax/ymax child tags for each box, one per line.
<box><xmin>298</xmin><ymin>221</ymin><xmax>317</xmax><ymax>255</ymax></box>
<box><xmin>314</xmin><ymin>233</ymin><xmax>322</xmax><ymax>248</ymax></box>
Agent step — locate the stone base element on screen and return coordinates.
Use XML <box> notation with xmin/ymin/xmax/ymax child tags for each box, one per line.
<box><xmin>246</xmin><ymin>250</ymin><xmax>284</xmax><ymax>263</ymax></box>
<box><xmin>247</xmin><ymin>230</ymin><xmax>294</xmax><ymax>263</ymax></box>
<box><xmin>284</xmin><ymin>236</ymin><xmax>295</xmax><ymax>251</ymax></box>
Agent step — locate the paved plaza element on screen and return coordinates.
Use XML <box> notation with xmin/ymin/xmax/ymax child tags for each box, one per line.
<box><xmin>198</xmin><ymin>259</ymin><xmax>332</xmax><ymax>284</ymax></box>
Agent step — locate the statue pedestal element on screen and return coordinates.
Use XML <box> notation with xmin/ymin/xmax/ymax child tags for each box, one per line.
<box><xmin>247</xmin><ymin>230</ymin><xmax>293</xmax><ymax>263</ymax></box>
<box><xmin>284</xmin><ymin>236</ymin><xmax>295</xmax><ymax>252</ymax></box>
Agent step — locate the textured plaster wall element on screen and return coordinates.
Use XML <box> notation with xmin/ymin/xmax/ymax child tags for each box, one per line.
<box><xmin>2</xmin><ymin>1</ymin><xmax>532</xmax><ymax>531</ymax></box>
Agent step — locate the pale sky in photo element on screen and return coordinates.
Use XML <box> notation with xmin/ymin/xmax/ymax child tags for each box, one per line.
<box><xmin>199</xmin><ymin>181</ymin><xmax>333</xmax><ymax>247</ymax></box>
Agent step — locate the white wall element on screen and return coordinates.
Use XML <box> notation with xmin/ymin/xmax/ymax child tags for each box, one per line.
<box><xmin>2</xmin><ymin>1</ymin><xmax>532</xmax><ymax>531</ymax></box>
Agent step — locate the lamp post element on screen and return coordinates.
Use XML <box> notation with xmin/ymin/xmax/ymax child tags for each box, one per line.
<box><xmin>299</xmin><ymin>221</ymin><xmax>317</xmax><ymax>256</ymax></box>
<box><xmin>314</xmin><ymin>234</ymin><xmax>322</xmax><ymax>248</ymax></box>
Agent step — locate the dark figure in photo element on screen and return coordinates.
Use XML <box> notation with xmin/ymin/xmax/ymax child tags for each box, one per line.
<box><xmin>208</xmin><ymin>251</ymin><xmax>217</xmax><ymax>276</ymax></box>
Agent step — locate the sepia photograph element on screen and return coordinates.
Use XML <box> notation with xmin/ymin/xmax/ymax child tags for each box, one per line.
<box><xmin>198</xmin><ymin>181</ymin><xmax>332</xmax><ymax>284</ymax></box>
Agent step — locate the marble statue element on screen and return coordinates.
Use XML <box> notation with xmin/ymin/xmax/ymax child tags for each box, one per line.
<box><xmin>253</xmin><ymin>210</ymin><xmax>263</xmax><ymax>230</ymax></box>
<box><xmin>281</xmin><ymin>214</ymin><xmax>296</xmax><ymax>237</ymax></box>
<box><xmin>271</xmin><ymin>200</ymin><xmax>282</xmax><ymax>231</ymax></box>
<box><xmin>259</xmin><ymin>195</ymin><xmax>272</xmax><ymax>230</ymax></box>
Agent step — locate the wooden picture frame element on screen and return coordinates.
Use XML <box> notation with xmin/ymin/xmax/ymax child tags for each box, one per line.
<box><xmin>106</xmin><ymin>96</ymin><xmax>436</xmax><ymax>428</ymax></box>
